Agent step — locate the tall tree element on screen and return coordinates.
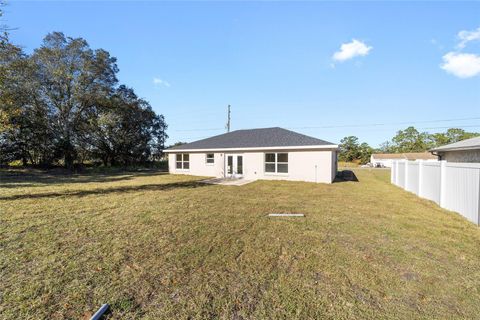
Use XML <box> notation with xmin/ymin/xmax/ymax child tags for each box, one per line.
<box><xmin>150</xmin><ymin>113</ymin><xmax>168</xmax><ymax>160</ymax></box>
<box><xmin>0</xmin><ymin>2</ymin><xmax>7</xmax><ymax>33</ymax></box>
<box><xmin>0</xmin><ymin>34</ymin><xmax>54</xmax><ymax>165</ymax></box>
<box><xmin>31</xmin><ymin>32</ymin><xmax>118</xmax><ymax>167</ymax></box>
<box><xmin>358</xmin><ymin>142</ymin><xmax>374</xmax><ymax>164</ymax></box>
<box><xmin>430</xmin><ymin>128</ymin><xmax>479</xmax><ymax>148</ymax></box>
<box><xmin>1</xmin><ymin>31</ymin><xmax>168</xmax><ymax>167</ymax></box>
<box><xmin>339</xmin><ymin>136</ymin><xmax>360</xmax><ymax>162</ymax></box>
<box><xmin>77</xmin><ymin>85</ymin><xmax>168</xmax><ymax>166</ymax></box>
<box><xmin>391</xmin><ymin>126</ymin><xmax>431</xmax><ymax>153</ymax></box>
<box><xmin>378</xmin><ymin>141</ymin><xmax>395</xmax><ymax>153</ymax></box>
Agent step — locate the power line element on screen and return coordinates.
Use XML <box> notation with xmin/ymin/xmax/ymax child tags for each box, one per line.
<box><xmin>171</xmin><ymin>124</ymin><xmax>480</xmax><ymax>141</ymax></box>
<box><xmin>292</xmin><ymin>124</ymin><xmax>480</xmax><ymax>132</ymax></box>
<box><xmin>286</xmin><ymin>117</ymin><xmax>480</xmax><ymax>130</ymax></box>
<box><xmin>170</xmin><ymin>116</ymin><xmax>480</xmax><ymax>133</ymax></box>
<box><xmin>173</xmin><ymin>128</ymin><xmax>224</xmax><ymax>132</ymax></box>
<box><xmin>419</xmin><ymin>124</ymin><xmax>480</xmax><ymax>130</ymax></box>
<box><xmin>170</xmin><ymin>135</ymin><xmax>211</xmax><ymax>141</ymax></box>
<box><xmin>165</xmin><ymin>111</ymin><xmax>221</xmax><ymax>120</ymax></box>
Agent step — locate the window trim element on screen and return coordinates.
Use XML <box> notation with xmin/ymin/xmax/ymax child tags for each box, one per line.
<box><xmin>175</xmin><ymin>153</ymin><xmax>190</xmax><ymax>171</ymax></box>
<box><xmin>205</xmin><ymin>153</ymin><xmax>215</xmax><ymax>165</ymax></box>
<box><xmin>264</xmin><ymin>153</ymin><xmax>289</xmax><ymax>175</ymax></box>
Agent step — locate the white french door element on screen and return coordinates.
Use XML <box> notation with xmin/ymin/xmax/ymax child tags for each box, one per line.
<box><xmin>225</xmin><ymin>154</ymin><xmax>244</xmax><ymax>178</ymax></box>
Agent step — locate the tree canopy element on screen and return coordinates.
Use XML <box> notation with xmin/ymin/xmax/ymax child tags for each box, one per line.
<box><xmin>0</xmin><ymin>31</ymin><xmax>167</xmax><ymax>167</ymax></box>
<box><xmin>338</xmin><ymin>136</ymin><xmax>373</xmax><ymax>164</ymax></box>
<box><xmin>380</xmin><ymin>127</ymin><xmax>479</xmax><ymax>154</ymax></box>
<box><xmin>338</xmin><ymin>136</ymin><xmax>360</xmax><ymax>162</ymax></box>
<box><xmin>390</xmin><ymin>127</ymin><xmax>430</xmax><ymax>153</ymax></box>
<box><xmin>339</xmin><ymin>127</ymin><xmax>479</xmax><ymax>164</ymax></box>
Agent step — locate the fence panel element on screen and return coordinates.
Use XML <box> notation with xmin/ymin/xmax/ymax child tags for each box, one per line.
<box><xmin>443</xmin><ymin>163</ymin><xmax>480</xmax><ymax>225</ymax></box>
<box><xmin>405</xmin><ymin>162</ymin><xmax>419</xmax><ymax>195</ymax></box>
<box><xmin>421</xmin><ymin>162</ymin><xmax>441</xmax><ymax>204</ymax></box>
<box><xmin>391</xmin><ymin>160</ymin><xmax>480</xmax><ymax>225</ymax></box>
<box><xmin>391</xmin><ymin>162</ymin><xmax>396</xmax><ymax>184</ymax></box>
<box><xmin>397</xmin><ymin>162</ymin><xmax>405</xmax><ymax>188</ymax></box>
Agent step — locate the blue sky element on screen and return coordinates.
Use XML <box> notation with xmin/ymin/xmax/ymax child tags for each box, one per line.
<box><xmin>4</xmin><ymin>1</ymin><xmax>480</xmax><ymax>147</ymax></box>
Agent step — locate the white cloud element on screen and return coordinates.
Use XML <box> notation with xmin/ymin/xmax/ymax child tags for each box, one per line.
<box><xmin>457</xmin><ymin>27</ymin><xmax>480</xmax><ymax>49</ymax></box>
<box><xmin>440</xmin><ymin>52</ymin><xmax>480</xmax><ymax>78</ymax></box>
<box><xmin>332</xmin><ymin>39</ymin><xmax>372</xmax><ymax>62</ymax></box>
<box><xmin>153</xmin><ymin>77</ymin><xmax>171</xmax><ymax>87</ymax></box>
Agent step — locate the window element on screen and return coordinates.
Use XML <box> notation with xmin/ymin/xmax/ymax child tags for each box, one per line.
<box><xmin>176</xmin><ymin>154</ymin><xmax>190</xmax><ymax>170</ymax></box>
<box><xmin>237</xmin><ymin>156</ymin><xmax>243</xmax><ymax>174</ymax></box>
<box><xmin>227</xmin><ymin>156</ymin><xmax>233</xmax><ymax>174</ymax></box>
<box><xmin>206</xmin><ymin>153</ymin><xmax>214</xmax><ymax>164</ymax></box>
<box><xmin>265</xmin><ymin>153</ymin><xmax>288</xmax><ymax>173</ymax></box>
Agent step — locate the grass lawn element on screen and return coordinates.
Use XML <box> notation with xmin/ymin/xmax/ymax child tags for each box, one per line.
<box><xmin>1</xmin><ymin>169</ymin><xmax>480</xmax><ymax>319</ymax></box>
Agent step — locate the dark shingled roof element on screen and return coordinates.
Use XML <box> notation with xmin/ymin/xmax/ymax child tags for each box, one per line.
<box><xmin>430</xmin><ymin>136</ymin><xmax>480</xmax><ymax>152</ymax></box>
<box><xmin>166</xmin><ymin>127</ymin><xmax>336</xmax><ymax>151</ymax></box>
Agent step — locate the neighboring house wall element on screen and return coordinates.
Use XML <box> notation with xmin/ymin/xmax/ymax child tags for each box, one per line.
<box><xmin>371</xmin><ymin>155</ymin><xmax>437</xmax><ymax>168</ymax></box>
<box><xmin>440</xmin><ymin>150</ymin><xmax>480</xmax><ymax>163</ymax></box>
<box><xmin>370</xmin><ymin>157</ymin><xmax>394</xmax><ymax>168</ymax></box>
<box><xmin>168</xmin><ymin>149</ymin><xmax>336</xmax><ymax>183</ymax></box>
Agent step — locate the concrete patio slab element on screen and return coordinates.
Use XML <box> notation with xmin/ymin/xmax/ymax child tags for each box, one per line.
<box><xmin>200</xmin><ymin>178</ymin><xmax>254</xmax><ymax>186</ymax></box>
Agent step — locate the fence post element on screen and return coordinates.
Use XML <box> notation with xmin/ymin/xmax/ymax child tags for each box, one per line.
<box><xmin>477</xmin><ymin>170</ymin><xmax>480</xmax><ymax>225</ymax></box>
<box><xmin>440</xmin><ymin>160</ymin><xmax>447</xmax><ymax>208</ymax></box>
<box><xmin>404</xmin><ymin>160</ymin><xmax>409</xmax><ymax>190</ymax></box>
<box><xmin>418</xmin><ymin>160</ymin><xmax>424</xmax><ymax>197</ymax></box>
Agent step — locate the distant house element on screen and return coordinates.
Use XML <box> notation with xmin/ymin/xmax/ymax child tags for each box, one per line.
<box><xmin>370</xmin><ymin>152</ymin><xmax>437</xmax><ymax>168</ymax></box>
<box><xmin>164</xmin><ymin>127</ymin><xmax>339</xmax><ymax>183</ymax></box>
<box><xmin>430</xmin><ymin>136</ymin><xmax>480</xmax><ymax>162</ymax></box>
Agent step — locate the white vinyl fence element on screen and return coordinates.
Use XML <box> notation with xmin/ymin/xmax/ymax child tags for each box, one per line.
<box><xmin>391</xmin><ymin>160</ymin><xmax>480</xmax><ymax>225</ymax></box>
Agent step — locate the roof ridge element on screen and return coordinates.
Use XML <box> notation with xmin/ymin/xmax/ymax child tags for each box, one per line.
<box><xmin>165</xmin><ymin>127</ymin><xmax>336</xmax><ymax>151</ymax></box>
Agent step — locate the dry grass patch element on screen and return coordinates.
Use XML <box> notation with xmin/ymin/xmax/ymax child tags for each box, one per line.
<box><xmin>1</xmin><ymin>169</ymin><xmax>480</xmax><ymax>319</ymax></box>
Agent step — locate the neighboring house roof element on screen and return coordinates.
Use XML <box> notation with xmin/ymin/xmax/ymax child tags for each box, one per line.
<box><xmin>430</xmin><ymin>136</ymin><xmax>480</xmax><ymax>152</ymax></box>
<box><xmin>371</xmin><ymin>152</ymin><xmax>437</xmax><ymax>160</ymax></box>
<box><xmin>165</xmin><ymin>127</ymin><xmax>337</xmax><ymax>152</ymax></box>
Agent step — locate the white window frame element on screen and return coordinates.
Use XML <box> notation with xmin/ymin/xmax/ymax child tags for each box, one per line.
<box><xmin>206</xmin><ymin>153</ymin><xmax>215</xmax><ymax>165</ymax></box>
<box><xmin>264</xmin><ymin>153</ymin><xmax>288</xmax><ymax>174</ymax></box>
<box><xmin>175</xmin><ymin>153</ymin><xmax>190</xmax><ymax>171</ymax></box>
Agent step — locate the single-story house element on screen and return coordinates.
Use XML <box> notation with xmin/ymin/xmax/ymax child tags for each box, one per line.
<box><xmin>164</xmin><ymin>127</ymin><xmax>339</xmax><ymax>183</ymax></box>
<box><xmin>370</xmin><ymin>152</ymin><xmax>437</xmax><ymax>168</ymax></box>
<box><xmin>430</xmin><ymin>136</ymin><xmax>480</xmax><ymax>162</ymax></box>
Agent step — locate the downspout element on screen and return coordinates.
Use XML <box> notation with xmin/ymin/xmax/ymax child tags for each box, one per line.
<box><xmin>431</xmin><ymin>151</ymin><xmax>441</xmax><ymax>160</ymax></box>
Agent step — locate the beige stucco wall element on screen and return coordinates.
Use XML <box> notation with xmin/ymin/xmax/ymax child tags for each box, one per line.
<box><xmin>168</xmin><ymin>149</ymin><xmax>337</xmax><ymax>183</ymax></box>
<box><xmin>168</xmin><ymin>153</ymin><xmax>224</xmax><ymax>177</ymax></box>
<box><xmin>440</xmin><ymin>150</ymin><xmax>480</xmax><ymax>163</ymax></box>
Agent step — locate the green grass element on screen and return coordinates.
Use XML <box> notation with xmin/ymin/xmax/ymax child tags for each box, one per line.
<box><xmin>1</xmin><ymin>169</ymin><xmax>480</xmax><ymax>319</ymax></box>
<box><xmin>338</xmin><ymin>161</ymin><xmax>360</xmax><ymax>168</ymax></box>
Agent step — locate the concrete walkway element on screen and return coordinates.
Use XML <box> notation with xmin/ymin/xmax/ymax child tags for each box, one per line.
<box><xmin>200</xmin><ymin>177</ymin><xmax>254</xmax><ymax>186</ymax></box>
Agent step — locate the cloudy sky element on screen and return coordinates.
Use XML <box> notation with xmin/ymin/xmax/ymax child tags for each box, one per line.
<box><xmin>5</xmin><ymin>1</ymin><xmax>480</xmax><ymax>146</ymax></box>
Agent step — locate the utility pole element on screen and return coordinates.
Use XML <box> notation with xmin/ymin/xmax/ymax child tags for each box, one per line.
<box><xmin>226</xmin><ymin>105</ymin><xmax>231</xmax><ymax>132</ymax></box>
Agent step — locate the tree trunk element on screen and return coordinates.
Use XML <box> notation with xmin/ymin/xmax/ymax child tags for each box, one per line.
<box><xmin>64</xmin><ymin>151</ymin><xmax>73</xmax><ymax>169</ymax></box>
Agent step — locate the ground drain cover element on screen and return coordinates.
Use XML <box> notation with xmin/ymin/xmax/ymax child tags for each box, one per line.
<box><xmin>268</xmin><ymin>213</ymin><xmax>305</xmax><ymax>217</ymax></box>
